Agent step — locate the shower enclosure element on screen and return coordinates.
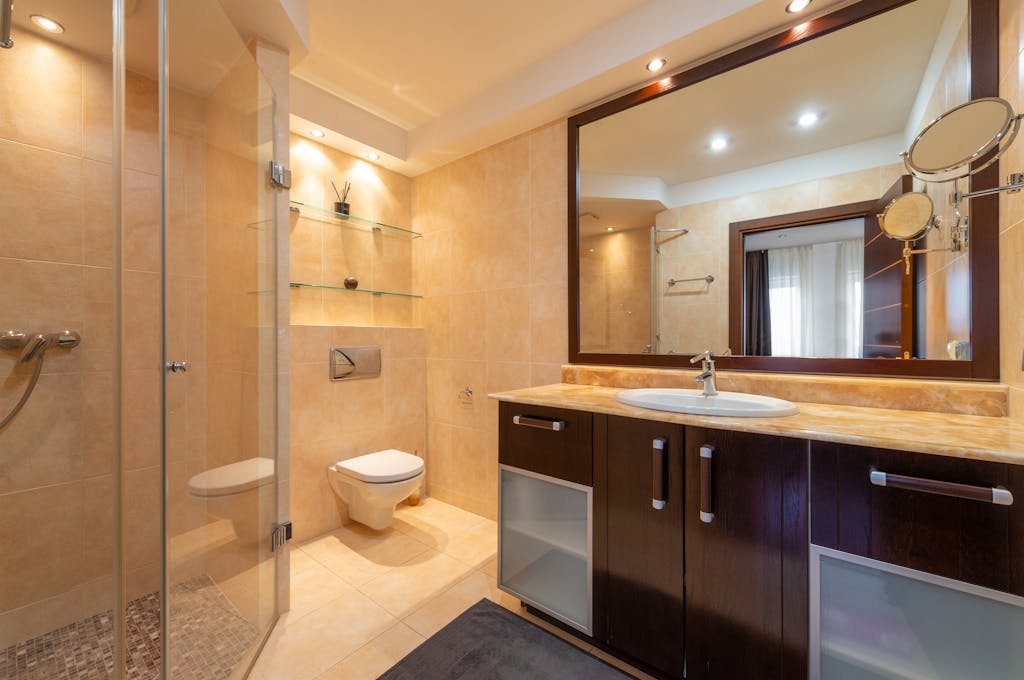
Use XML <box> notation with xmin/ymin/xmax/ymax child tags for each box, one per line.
<box><xmin>0</xmin><ymin>0</ymin><xmax>282</xmax><ymax>677</ymax></box>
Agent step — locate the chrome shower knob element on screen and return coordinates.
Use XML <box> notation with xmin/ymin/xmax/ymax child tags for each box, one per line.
<box><xmin>165</xmin><ymin>361</ymin><xmax>190</xmax><ymax>373</ymax></box>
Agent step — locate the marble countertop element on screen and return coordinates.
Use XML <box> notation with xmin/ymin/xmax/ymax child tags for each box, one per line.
<box><xmin>489</xmin><ymin>383</ymin><xmax>1024</xmax><ymax>465</ymax></box>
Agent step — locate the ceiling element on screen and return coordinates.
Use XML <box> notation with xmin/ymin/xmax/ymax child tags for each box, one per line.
<box><xmin>288</xmin><ymin>0</ymin><xmax>864</xmax><ymax>175</ymax></box>
<box><xmin>579</xmin><ymin>0</ymin><xmax>955</xmax><ymax>186</ymax></box>
<box><xmin>293</xmin><ymin>0</ymin><xmax>650</xmax><ymax>131</ymax></box>
<box><xmin>579</xmin><ymin>197</ymin><xmax>665</xmax><ymax>237</ymax></box>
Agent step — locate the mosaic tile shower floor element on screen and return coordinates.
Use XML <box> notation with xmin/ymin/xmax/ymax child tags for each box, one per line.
<box><xmin>0</xmin><ymin>576</ymin><xmax>257</xmax><ymax>680</ymax></box>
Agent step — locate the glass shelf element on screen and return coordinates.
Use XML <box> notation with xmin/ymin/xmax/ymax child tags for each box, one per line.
<box><xmin>289</xmin><ymin>282</ymin><xmax>423</xmax><ymax>299</ymax></box>
<box><xmin>289</xmin><ymin>201</ymin><xmax>422</xmax><ymax>238</ymax></box>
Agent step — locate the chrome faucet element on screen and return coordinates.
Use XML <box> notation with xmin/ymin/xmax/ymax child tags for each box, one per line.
<box><xmin>690</xmin><ymin>349</ymin><xmax>718</xmax><ymax>397</ymax></box>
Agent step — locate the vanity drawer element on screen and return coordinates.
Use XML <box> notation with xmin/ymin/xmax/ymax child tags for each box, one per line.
<box><xmin>811</xmin><ymin>442</ymin><xmax>1024</xmax><ymax>596</ymax></box>
<box><xmin>498</xmin><ymin>402</ymin><xmax>592</xmax><ymax>486</ymax></box>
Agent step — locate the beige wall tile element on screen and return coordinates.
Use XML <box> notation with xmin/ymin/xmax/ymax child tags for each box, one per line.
<box><xmin>0</xmin><ymin>32</ymin><xmax>82</xmax><ymax>156</ymax></box>
<box><xmin>485</xmin><ymin>287</ymin><xmax>531</xmax><ymax>362</ymax></box>
<box><xmin>530</xmin><ymin>121</ymin><xmax>569</xmax><ymax>207</ymax></box>
<box><xmin>450</xmin><ymin>292</ymin><xmax>487</xmax><ymax>360</ymax></box>
<box><xmin>530</xmin><ymin>283</ymin><xmax>569</xmax><ymax>364</ymax></box>
<box><xmin>0</xmin><ymin>139</ymin><xmax>83</xmax><ymax>264</ymax></box>
<box><xmin>125</xmin><ymin>72</ymin><xmax>160</xmax><ymax>175</ymax></box>
<box><xmin>0</xmin><ymin>482</ymin><xmax>80</xmax><ymax>612</ymax></box>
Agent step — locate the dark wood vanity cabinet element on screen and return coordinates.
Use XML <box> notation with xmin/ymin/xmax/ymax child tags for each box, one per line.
<box><xmin>811</xmin><ymin>441</ymin><xmax>1024</xmax><ymax>596</ymax></box>
<box><xmin>595</xmin><ymin>415</ymin><xmax>686</xmax><ymax>678</ymax></box>
<box><xmin>592</xmin><ymin>418</ymin><xmax>807</xmax><ymax>680</ymax></box>
<box><xmin>684</xmin><ymin>428</ymin><xmax>808</xmax><ymax>680</ymax></box>
<box><xmin>499</xmin><ymin>399</ymin><xmax>1024</xmax><ymax>678</ymax></box>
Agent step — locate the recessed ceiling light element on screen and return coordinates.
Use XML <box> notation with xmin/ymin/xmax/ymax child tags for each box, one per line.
<box><xmin>646</xmin><ymin>58</ymin><xmax>667</xmax><ymax>72</ymax></box>
<box><xmin>309</xmin><ymin>129</ymin><xmax>325</xmax><ymax>138</ymax></box>
<box><xmin>30</xmin><ymin>14</ymin><xmax>65</xmax><ymax>34</ymax></box>
<box><xmin>786</xmin><ymin>0</ymin><xmax>811</xmax><ymax>13</ymax></box>
<box><xmin>797</xmin><ymin>111</ymin><xmax>819</xmax><ymax>128</ymax></box>
<box><xmin>607</xmin><ymin>226</ymin><xmax>615</xmax><ymax>232</ymax></box>
<box><xmin>362</xmin><ymin>152</ymin><xmax>380</xmax><ymax>161</ymax></box>
<box><xmin>710</xmin><ymin>135</ymin><xmax>729</xmax><ymax>152</ymax></box>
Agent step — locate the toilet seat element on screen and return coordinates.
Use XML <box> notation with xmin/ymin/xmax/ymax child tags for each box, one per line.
<box><xmin>188</xmin><ymin>457</ymin><xmax>275</xmax><ymax>498</ymax></box>
<box><xmin>332</xmin><ymin>449</ymin><xmax>423</xmax><ymax>484</ymax></box>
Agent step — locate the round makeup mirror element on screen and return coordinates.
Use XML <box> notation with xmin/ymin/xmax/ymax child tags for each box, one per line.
<box><xmin>904</xmin><ymin>97</ymin><xmax>1021</xmax><ymax>182</ymax></box>
<box><xmin>878</xmin><ymin>192</ymin><xmax>938</xmax><ymax>241</ymax></box>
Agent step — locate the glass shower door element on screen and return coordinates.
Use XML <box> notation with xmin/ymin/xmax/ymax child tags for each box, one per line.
<box><xmin>163</xmin><ymin>1</ymin><xmax>279</xmax><ymax>676</ymax></box>
<box><xmin>0</xmin><ymin>1</ymin><xmax>124</xmax><ymax>677</ymax></box>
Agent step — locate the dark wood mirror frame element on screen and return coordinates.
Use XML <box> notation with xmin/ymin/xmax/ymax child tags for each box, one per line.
<box><xmin>568</xmin><ymin>0</ymin><xmax>999</xmax><ymax>380</ymax></box>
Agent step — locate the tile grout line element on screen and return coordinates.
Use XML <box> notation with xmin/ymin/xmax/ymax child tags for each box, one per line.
<box><xmin>313</xmin><ymin>620</ymin><xmax>425</xmax><ymax>680</ymax></box>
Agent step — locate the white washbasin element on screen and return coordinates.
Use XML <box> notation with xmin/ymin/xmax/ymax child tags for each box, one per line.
<box><xmin>616</xmin><ymin>388</ymin><xmax>798</xmax><ymax>417</ymax></box>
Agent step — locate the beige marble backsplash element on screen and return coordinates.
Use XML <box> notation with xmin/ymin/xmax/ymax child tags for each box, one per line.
<box><xmin>563</xmin><ymin>364</ymin><xmax>1008</xmax><ymax>417</ymax></box>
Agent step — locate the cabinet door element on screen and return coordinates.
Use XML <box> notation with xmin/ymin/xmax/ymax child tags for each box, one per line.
<box><xmin>684</xmin><ymin>428</ymin><xmax>808</xmax><ymax>680</ymax></box>
<box><xmin>601</xmin><ymin>416</ymin><xmax>685</xmax><ymax>678</ymax></box>
<box><xmin>811</xmin><ymin>441</ymin><xmax>1024</xmax><ymax>596</ymax></box>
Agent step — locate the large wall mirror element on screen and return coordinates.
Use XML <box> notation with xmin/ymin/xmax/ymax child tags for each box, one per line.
<box><xmin>569</xmin><ymin>0</ymin><xmax>999</xmax><ymax>379</ymax></box>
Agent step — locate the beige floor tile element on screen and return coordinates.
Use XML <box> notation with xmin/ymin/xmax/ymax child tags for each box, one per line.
<box><xmin>402</xmin><ymin>571</ymin><xmax>517</xmax><ymax>638</ymax></box>
<box><xmin>441</xmin><ymin>520</ymin><xmax>497</xmax><ymax>569</ymax></box>
<box><xmin>288</xmin><ymin>550</ymin><xmax>359</xmax><ymax>622</ymax></box>
<box><xmin>314</xmin><ymin>622</ymin><xmax>424</xmax><ymax>680</ymax></box>
<box><xmin>391</xmin><ymin>498</ymin><xmax>488</xmax><ymax>550</ymax></box>
<box><xmin>478</xmin><ymin>557</ymin><xmax>498</xmax><ymax>578</ymax></box>
<box><xmin>357</xmin><ymin>549</ymin><xmax>475</xmax><ymax>618</ymax></box>
<box><xmin>300</xmin><ymin>524</ymin><xmax>432</xmax><ymax>587</ymax></box>
<box><xmin>257</xmin><ymin>591</ymin><xmax>396</xmax><ymax>680</ymax></box>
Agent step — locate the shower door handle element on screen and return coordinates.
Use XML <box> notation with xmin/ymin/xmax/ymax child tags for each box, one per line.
<box><xmin>166</xmin><ymin>361</ymin><xmax>190</xmax><ymax>373</ymax></box>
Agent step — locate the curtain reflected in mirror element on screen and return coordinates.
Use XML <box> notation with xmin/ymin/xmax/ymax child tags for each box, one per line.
<box><xmin>744</xmin><ymin>250</ymin><xmax>771</xmax><ymax>355</ymax></box>
<box><xmin>749</xmin><ymin>230</ymin><xmax>863</xmax><ymax>358</ymax></box>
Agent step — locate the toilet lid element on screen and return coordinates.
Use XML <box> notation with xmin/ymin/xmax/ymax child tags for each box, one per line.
<box><xmin>333</xmin><ymin>449</ymin><xmax>424</xmax><ymax>484</ymax></box>
<box><xmin>188</xmin><ymin>457</ymin><xmax>275</xmax><ymax>497</ymax></box>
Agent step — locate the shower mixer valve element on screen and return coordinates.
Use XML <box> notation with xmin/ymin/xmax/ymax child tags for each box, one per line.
<box><xmin>1</xmin><ymin>329</ymin><xmax>82</xmax><ymax>360</ymax></box>
<box><xmin>0</xmin><ymin>329</ymin><xmax>82</xmax><ymax>430</ymax></box>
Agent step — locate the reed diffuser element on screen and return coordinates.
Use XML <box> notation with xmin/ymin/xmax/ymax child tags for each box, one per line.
<box><xmin>332</xmin><ymin>180</ymin><xmax>351</xmax><ymax>218</ymax></box>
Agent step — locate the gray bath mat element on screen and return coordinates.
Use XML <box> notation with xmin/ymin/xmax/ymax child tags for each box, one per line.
<box><xmin>378</xmin><ymin>599</ymin><xmax>633</xmax><ymax>679</ymax></box>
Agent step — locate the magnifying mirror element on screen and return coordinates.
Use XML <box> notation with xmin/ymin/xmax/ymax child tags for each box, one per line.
<box><xmin>904</xmin><ymin>97</ymin><xmax>1021</xmax><ymax>183</ymax></box>
<box><xmin>878</xmin><ymin>192</ymin><xmax>939</xmax><ymax>241</ymax></box>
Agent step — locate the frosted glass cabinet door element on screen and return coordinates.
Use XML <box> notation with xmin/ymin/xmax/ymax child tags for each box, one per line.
<box><xmin>812</xmin><ymin>546</ymin><xmax>1024</xmax><ymax>679</ymax></box>
<box><xmin>498</xmin><ymin>465</ymin><xmax>592</xmax><ymax>633</ymax></box>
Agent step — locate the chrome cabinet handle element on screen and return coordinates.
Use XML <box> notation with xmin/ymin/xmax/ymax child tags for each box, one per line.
<box><xmin>700</xmin><ymin>444</ymin><xmax>715</xmax><ymax>523</ymax></box>
<box><xmin>512</xmin><ymin>415</ymin><xmax>566</xmax><ymax>432</ymax></box>
<box><xmin>165</xmin><ymin>361</ymin><xmax>190</xmax><ymax>373</ymax></box>
<box><xmin>652</xmin><ymin>437</ymin><xmax>668</xmax><ymax>509</ymax></box>
<box><xmin>869</xmin><ymin>469</ymin><xmax>1013</xmax><ymax>506</ymax></box>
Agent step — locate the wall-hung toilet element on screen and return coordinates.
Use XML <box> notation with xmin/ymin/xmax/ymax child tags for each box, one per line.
<box><xmin>327</xmin><ymin>449</ymin><xmax>424</xmax><ymax>530</ymax></box>
<box><xmin>187</xmin><ymin>457</ymin><xmax>276</xmax><ymax>543</ymax></box>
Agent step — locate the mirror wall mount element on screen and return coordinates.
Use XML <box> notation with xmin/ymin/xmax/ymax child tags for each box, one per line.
<box><xmin>877</xmin><ymin>192</ymin><xmax>967</xmax><ymax>275</ymax></box>
<box><xmin>568</xmin><ymin>0</ymin><xmax>1001</xmax><ymax>380</ymax></box>
<box><xmin>904</xmin><ymin>96</ymin><xmax>1024</xmax><ymax>203</ymax></box>
<box><xmin>887</xmin><ymin>96</ymin><xmax>1024</xmax><ymax>275</ymax></box>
